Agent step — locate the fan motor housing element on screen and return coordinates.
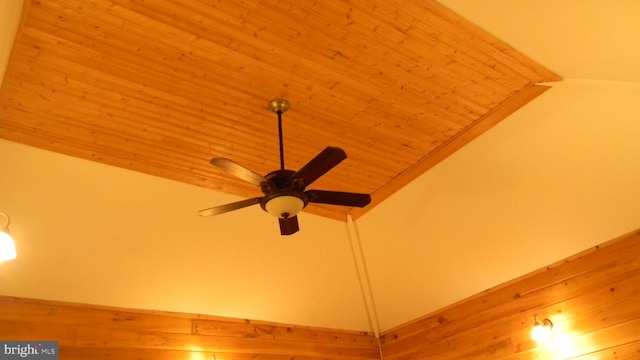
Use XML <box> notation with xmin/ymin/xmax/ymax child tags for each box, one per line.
<box><xmin>259</xmin><ymin>170</ymin><xmax>309</xmax><ymax>217</ymax></box>
<box><xmin>261</xmin><ymin>170</ymin><xmax>304</xmax><ymax>193</ymax></box>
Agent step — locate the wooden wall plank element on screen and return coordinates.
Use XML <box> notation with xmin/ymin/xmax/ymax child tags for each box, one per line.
<box><xmin>574</xmin><ymin>340</ymin><xmax>640</xmax><ymax>360</ymax></box>
<box><xmin>74</xmin><ymin>326</ymin><xmax>378</xmax><ymax>358</ymax></box>
<box><xmin>61</xmin><ymin>346</ymin><xmax>369</xmax><ymax>360</ymax></box>
<box><xmin>192</xmin><ymin>319</ymin><xmax>375</xmax><ymax>346</ymax></box>
<box><xmin>0</xmin><ymin>297</ymin><xmax>193</xmax><ymax>333</ymax></box>
<box><xmin>0</xmin><ymin>320</ymin><xmax>77</xmax><ymax>344</ymax></box>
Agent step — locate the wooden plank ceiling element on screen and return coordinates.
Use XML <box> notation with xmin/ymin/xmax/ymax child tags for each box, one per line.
<box><xmin>0</xmin><ymin>0</ymin><xmax>559</xmax><ymax>221</ymax></box>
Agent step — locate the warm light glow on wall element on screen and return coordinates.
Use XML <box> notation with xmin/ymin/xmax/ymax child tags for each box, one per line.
<box><xmin>531</xmin><ymin>313</ymin><xmax>584</xmax><ymax>359</ymax></box>
<box><xmin>550</xmin><ymin>333</ymin><xmax>578</xmax><ymax>358</ymax></box>
<box><xmin>531</xmin><ymin>316</ymin><xmax>553</xmax><ymax>342</ymax></box>
<box><xmin>189</xmin><ymin>352</ymin><xmax>206</xmax><ymax>360</ymax></box>
<box><xmin>187</xmin><ymin>346</ymin><xmax>216</xmax><ymax>360</ymax></box>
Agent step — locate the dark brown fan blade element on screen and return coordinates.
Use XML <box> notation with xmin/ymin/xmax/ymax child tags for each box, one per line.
<box><xmin>279</xmin><ymin>216</ymin><xmax>299</xmax><ymax>235</ymax></box>
<box><xmin>198</xmin><ymin>197</ymin><xmax>262</xmax><ymax>217</ymax></box>
<box><xmin>210</xmin><ymin>158</ymin><xmax>267</xmax><ymax>187</ymax></box>
<box><xmin>306</xmin><ymin>190</ymin><xmax>371</xmax><ymax>207</ymax></box>
<box><xmin>291</xmin><ymin>147</ymin><xmax>346</xmax><ymax>187</ymax></box>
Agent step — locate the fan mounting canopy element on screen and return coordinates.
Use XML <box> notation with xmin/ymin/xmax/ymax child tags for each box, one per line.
<box><xmin>269</xmin><ymin>98</ymin><xmax>290</xmax><ymax>114</ymax></box>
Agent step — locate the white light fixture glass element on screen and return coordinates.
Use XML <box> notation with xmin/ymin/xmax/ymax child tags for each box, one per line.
<box><xmin>0</xmin><ymin>211</ymin><xmax>17</xmax><ymax>262</ymax></box>
<box><xmin>265</xmin><ymin>195</ymin><xmax>305</xmax><ymax>218</ymax></box>
<box><xmin>531</xmin><ymin>316</ymin><xmax>553</xmax><ymax>342</ymax></box>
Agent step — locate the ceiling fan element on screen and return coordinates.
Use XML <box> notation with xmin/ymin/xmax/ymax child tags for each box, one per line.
<box><xmin>199</xmin><ymin>99</ymin><xmax>372</xmax><ymax>235</ymax></box>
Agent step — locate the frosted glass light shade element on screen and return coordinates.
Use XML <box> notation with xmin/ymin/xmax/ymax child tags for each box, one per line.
<box><xmin>265</xmin><ymin>195</ymin><xmax>305</xmax><ymax>218</ymax></box>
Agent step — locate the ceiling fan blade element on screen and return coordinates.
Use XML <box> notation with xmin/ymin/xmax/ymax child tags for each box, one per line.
<box><xmin>210</xmin><ymin>158</ymin><xmax>267</xmax><ymax>187</ymax></box>
<box><xmin>291</xmin><ymin>147</ymin><xmax>347</xmax><ymax>187</ymax></box>
<box><xmin>279</xmin><ymin>216</ymin><xmax>299</xmax><ymax>236</ymax></box>
<box><xmin>306</xmin><ymin>190</ymin><xmax>371</xmax><ymax>207</ymax></box>
<box><xmin>198</xmin><ymin>197</ymin><xmax>262</xmax><ymax>217</ymax></box>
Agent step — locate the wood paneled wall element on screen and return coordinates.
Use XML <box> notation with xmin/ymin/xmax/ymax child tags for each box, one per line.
<box><xmin>380</xmin><ymin>229</ymin><xmax>640</xmax><ymax>360</ymax></box>
<box><xmin>2</xmin><ymin>229</ymin><xmax>639</xmax><ymax>360</ymax></box>
<box><xmin>0</xmin><ymin>297</ymin><xmax>379</xmax><ymax>360</ymax></box>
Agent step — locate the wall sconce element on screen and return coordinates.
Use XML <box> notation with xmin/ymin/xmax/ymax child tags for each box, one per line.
<box><xmin>0</xmin><ymin>211</ymin><xmax>17</xmax><ymax>262</ymax></box>
<box><xmin>531</xmin><ymin>315</ymin><xmax>553</xmax><ymax>342</ymax></box>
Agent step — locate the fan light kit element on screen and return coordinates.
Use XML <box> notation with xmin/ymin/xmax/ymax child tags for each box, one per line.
<box><xmin>199</xmin><ymin>99</ymin><xmax>371</xmax><ymax>235</ymax></box>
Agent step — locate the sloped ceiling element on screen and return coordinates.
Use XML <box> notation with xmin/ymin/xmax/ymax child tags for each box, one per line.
<box><xmin>0</xmin><ymin>0</ymin><xmax>558</xmax><ymax>222</ymax></box>
<box><xmin>1</xmin><ymin>0</ymin><xmax>639</xmax><ymax>333</ymax></box>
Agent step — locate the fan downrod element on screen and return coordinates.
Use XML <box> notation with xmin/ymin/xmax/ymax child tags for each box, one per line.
<box><xmin>269</xmin><ymin>99</ymin><xmax>289</xmax><ymax>114</ymax></box>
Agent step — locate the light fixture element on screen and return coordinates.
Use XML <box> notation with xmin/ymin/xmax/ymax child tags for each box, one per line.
<box><xmin>531</xmin><ymin>315</ymin><xmax>553</xmax><ymax>342</ymax></box>
<box><xmin>263</xmin><ymin>194</ymin><xmax>306</xmax><ymax>218</ymax></box>
<box><xmin>0</xmin><ymin>211</ymin><xmax>17</xmax><ymax>262</ymax></box>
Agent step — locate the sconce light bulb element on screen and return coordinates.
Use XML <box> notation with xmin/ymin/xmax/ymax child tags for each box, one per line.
<box><xmin>0</xmin><ymin>230</ymin><xmax>17</xmax><ymax>262</ymax></box>
<box><xmin>0</xmin><ymin>211</ymin><xmax>16</xmax><ymax>262</ymax></box>
<box><xmin>531</xmin><ymin>318</ymin><xmax>553</xmax><ymax>342</ymax></box>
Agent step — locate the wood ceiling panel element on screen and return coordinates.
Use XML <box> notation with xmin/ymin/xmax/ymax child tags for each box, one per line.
<box><xmin>0</xmin><ymin>0</ymin><xmax>559</xmax><ymax>221</ymax></box>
